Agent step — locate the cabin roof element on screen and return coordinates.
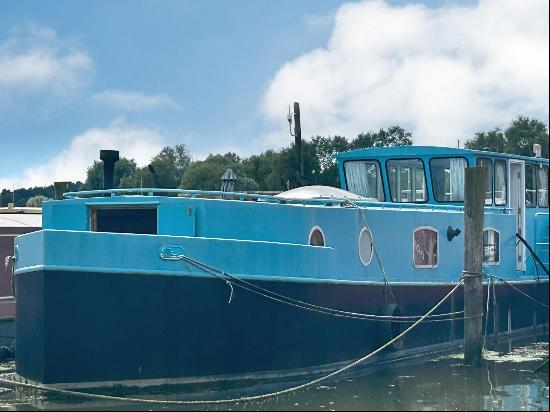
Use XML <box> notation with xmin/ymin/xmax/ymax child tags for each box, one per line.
<box><xmin>335</xmin><ymin>145</ymin><xmax>549</xmax><ymax>163</ymax></box>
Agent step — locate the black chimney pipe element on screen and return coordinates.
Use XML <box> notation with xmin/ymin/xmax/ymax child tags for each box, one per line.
<box><xmin>100</xmin><ymin>150</ymin><xmax>119</xmax><ymax>190</ymax></box>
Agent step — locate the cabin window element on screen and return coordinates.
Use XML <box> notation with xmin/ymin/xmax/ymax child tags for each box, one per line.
<box><xmin>358</xmin><ymin>227</ymin><xmax>373</xmax><ymax>266</ymax></box>
<box><xmin>494</xmin><ymin>159</ymin><xmax>507</xmax><ymax>206</ymax></box>
<box><xmin>476</xmin><ymin>157</ymin><xmax>493</xmax><ymax>206</ymax></box>
<box><xmin>430</xmin><ymin>157</ymin><xmax>468</xmax><ymax>202</ymax></box>
<box><xmin>91</xmin><ymin>207</ymin><xmax>158</xmax><ymax>234</ymax></box>
<box><xmin>525</xmin><ymin>163</ymin><xmax>537</xmax><ymax>207</ymax></box>
<box><xmin>483</xmin><ymin>229</ymin><xmax>500</xmax><ymax>265</ymax></box>
<box><xmin>309</xmin><ymin>227</ymin><xmax>325</xmax><ymax>247</ymax></box>
<box><xmin>413</xmin><ymin>227</ymin><xmax>438</xmax><ymax>268</ymax></box>
<box><xmin>537</xmin><ymin>165</ymin><xmax>548</xmax><ymax>208</ymax></box>
<box><xmin>344</xmin><ymin>160</ymin><xmax>384</xmax><ymax>201</ymax></box>
<box><xmin>387</xmin><ymin>159</ymin><xmax>427</xmax><ymax>203</ymax></box>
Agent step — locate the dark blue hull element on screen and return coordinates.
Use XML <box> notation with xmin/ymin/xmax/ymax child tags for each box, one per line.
<box><xmin>15</xmin><ymin>270</ymin><xmax>549</xmax><ymax>387</ymax></box>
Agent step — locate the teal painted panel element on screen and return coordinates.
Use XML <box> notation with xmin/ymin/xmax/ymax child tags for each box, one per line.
<box><xmin>158</xmin><ymin>204</ymin><xmax>195</xmax><ymax>236</ymax></box>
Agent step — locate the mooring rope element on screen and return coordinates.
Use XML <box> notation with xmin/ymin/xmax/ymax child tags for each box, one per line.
<box><xmin>0</xmin><ymin>278</ymin><xmax>464</xmax><ymax>406</ymax></box>
<box><xmin>344</xmin><ymin>199</ymin><xmax>397</xmax><ymax>305</ymax></box>
<box><xmin>484</xmin><ymin>274</ymin><xmax>549</xmax><ymax>309</ymax></box>
<box><xmin>180</xmin><ymin>253</ymin><xmax>463</xmax><ymax>322</ymax></box>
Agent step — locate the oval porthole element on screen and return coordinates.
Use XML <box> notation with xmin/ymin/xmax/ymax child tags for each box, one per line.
<box><xmin>309</xmin><ymin>226</ymin><xmax>325</xmax><ymax>247</ymax></box>
<box><xmin>358</xmin><ymin>227</ymin><xmax>373</xmax><ymax>266</ymax></box>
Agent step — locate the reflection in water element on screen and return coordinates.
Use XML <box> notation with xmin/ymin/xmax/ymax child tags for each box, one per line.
<box><xmin>0</xmin><ymin>334</ymin><xmax>548</xmax><ymax>411</ymax></box>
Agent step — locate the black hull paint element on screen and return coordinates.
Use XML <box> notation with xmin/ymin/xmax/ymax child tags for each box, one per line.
<box><xmin>15</xmin><ymin>270</ymin><xmax>549</xmax><ymax>386</ymax></box>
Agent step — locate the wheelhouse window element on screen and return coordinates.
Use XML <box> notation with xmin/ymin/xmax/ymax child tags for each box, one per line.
<box><xmin>344</xmin><ymin>160</ymin><xmax>384</xmax><ymax>201</ymax></box>
<box><xmin>430</xmin><ymin>157</ymin><xmax>468</xmax><ymax>202</ymax></box>
<box><xmin>483</xmin><ymin>229</ymin><xmax>500</xmax><ymax>265</ymax></box>
<box><xmin>413</xmin><ymin>227</ymin><xmax>438</xmax><ymax>268</ymax></box>
<box><xmin>525</xmin><ymin>163</ymin><xmax>537</xmax><ymax>207</ymax></box>
<box><xmin>387</xmin><ymin>159</ymin><xmax>427</xmax><ymax>203</ymax></box>
<box><xmin>476</xmin><ymin>157</ymin><xmax>493</xmax><ymax>205</ymax></box>
<box><xmin>91</xmin><ymin>207</ymin><xmax>158</xmax><ymax>234</ymax></box>
<box><xmin>538</xmin><ymin>165</ymin><xmax>548</xmax><ymax>208</ymax></box>
<box><xmin>494</xmin><ymin>159</ymin><xmax>507</xmax><ymax>206</ymax></box>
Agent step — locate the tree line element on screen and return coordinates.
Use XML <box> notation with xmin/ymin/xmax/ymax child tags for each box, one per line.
<box><xmin>2</xmin><ymin>116</ymin><xmax>547</xmax><ymax>207</ymax></box>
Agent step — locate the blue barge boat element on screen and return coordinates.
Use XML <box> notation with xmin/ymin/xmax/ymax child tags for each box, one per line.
<box><xmin>11</xmin><ymin>146</ymin><xmax>549</xmax><ymax>389</ymax></box>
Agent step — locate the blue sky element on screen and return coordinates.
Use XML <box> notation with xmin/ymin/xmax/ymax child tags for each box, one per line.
<box><xmin>0</xmin><ymin>0</ymin><xmax>547</xmax><ymax>188</ymax></box>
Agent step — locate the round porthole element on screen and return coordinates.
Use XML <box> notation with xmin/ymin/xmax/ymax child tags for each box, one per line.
<box><xmin>309</xmin><ymin>226</ymin><xmax>325</xmax><ymax>247</ymax></box>
<box><xmin>358</xmin><ymin>227</ymin><xmax>373</xmax><ymax>266</ymax></box>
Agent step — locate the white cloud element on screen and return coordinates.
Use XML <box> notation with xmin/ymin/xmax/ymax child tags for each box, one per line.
<box><xmin>91</xmin><ymin>89</ymin><xmax>181</xmax><ymax>112</ymax></box>
<box><xmin>0</xmin><ymin>23</ymin><xmax>92</xmax><ymax>98</ymax></box>
<box><xmin>0</xmin><ymin>120</ymin><xmax>167</xmax><ymax>189</ymax></box>
<box><xmin>263</xmin><ymin>0</ymin><xmax>549</xmax><ymax>146</ymax></box>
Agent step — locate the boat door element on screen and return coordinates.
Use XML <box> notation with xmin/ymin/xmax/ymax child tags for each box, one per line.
<box><xmin>509</xmin><ymin>160</ymin><xmax>525</xmax><ymax>271</ymax></box>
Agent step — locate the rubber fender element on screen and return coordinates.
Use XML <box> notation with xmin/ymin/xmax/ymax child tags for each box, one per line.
<box><xmin>378</xmin><ymin>303</ymin><xmax>405</xmax><ymax>351</ymax></box>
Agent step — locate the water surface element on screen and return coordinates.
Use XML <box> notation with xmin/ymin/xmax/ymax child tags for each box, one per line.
<box><xmin>0</xmin><ymin>333</ymin><xmax>548</xmax><ymax>411</ymax></box>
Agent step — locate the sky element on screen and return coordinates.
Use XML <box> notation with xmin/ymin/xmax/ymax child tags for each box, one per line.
<box><xmin>0</xmin><ymin>0</ymin><xmax>548</xmax><ymax>189</ymax></box>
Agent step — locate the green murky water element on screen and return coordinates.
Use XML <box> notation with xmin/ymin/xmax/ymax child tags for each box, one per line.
<box><xmin>0</xmin><ymin>333</ymin><xmax>548</xmax><ymax>411</ymax></box>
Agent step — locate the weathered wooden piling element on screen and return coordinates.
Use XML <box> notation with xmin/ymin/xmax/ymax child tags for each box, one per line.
<box><xmin>463</xmin><ymin>166</ymin><xmax>486</xmax><ymax>366</ymax></box>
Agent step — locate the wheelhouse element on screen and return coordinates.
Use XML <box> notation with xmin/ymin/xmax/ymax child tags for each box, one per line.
<box><xmin>337</xmin><ymin>146</ymin><xmax>549</xmax><ymax>211</ymax></box>
<box><xmin>337</xmin><ymin>146</ymin><xmax>549</xmax><ymax>273</ymax></box>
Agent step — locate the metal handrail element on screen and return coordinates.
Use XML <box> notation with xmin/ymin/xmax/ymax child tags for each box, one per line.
<box><xmin>63</xmin><ymin>188</ymin><xmax>362</xmax><ymax>207</ymax></box>
<box><xmin>62</xmin><ymin>187</ymin><xmax>495</xmax><ymax>211</ymax></box>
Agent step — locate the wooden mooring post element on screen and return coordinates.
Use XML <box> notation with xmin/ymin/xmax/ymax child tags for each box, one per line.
<box><xmin>463</xmin><ymin>166</ymin><xmax>486</xmax><ymax>366</ymax></box>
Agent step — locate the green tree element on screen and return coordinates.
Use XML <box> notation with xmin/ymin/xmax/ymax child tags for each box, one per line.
<box><xmin>464</xmin><ymin>128</ymin><xmax>506</xmax><ymax>153</ymax></box>
<box><xmin>147</xmin><ymin>144</ymin><xmax>192</xmax><ymax>188</ymax></box>
<box><xmin>310</xmin><ymin>135</ymin><xmax>349</xmax><ymax>187</ymax></box>
<box><xmin>180</xmin><ymin>152</ymin><xmax>259</xmax><ymax>191</ymax></box>
<box><xmin>504</xmin><ymin>117</ymin><xmax>548</xmax><ymax>158</ymax></box>
<box><xmin>350</xmin><ymin>125</ymin><xmax>413</xmax><ymax>149</ymax></box>
<box><xmin>26</xmin><ymin>195</ymin><xmax>51</xmax><ymax>207</ymax></box>
<box><xmin>262</xmin><ymin>142</ymin><xmax>321</xmax><ymax>190</ymax></box>
<box><xmin>465</xmin><ymin>116</ymin><xmax>548</xmax><ymax>158</ymax></box>
<box><xmin>85</xmin><ymin>158</ymin><xmax>139</xmax><ymax>190</ymax></box>
<box><xmin>242</xmin><ymin>150</ymin><xmax>281</xmax><ymax>191</ymax></box>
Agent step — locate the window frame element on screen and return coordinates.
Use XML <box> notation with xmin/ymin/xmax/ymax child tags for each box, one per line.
<box><xmin>385</xmin><ymin>158</ymin><xmax>429</xmax><ymax>204</ymax></box>
<box><xmin>476</xmin><ymin>157</ymin><xmax>494</xmax><ymax>206</ymax></box>
<box><xmin>412</xmin><ymin>226</ymin><xmax>439</xmax><ymax>269</ymax></box>
<box><xmin>482</xmin><ymin>227</ymin><xmax>500</xmax><ymax>266</ymax></box>
<box><xmin>428</xmin><ymin>156</ymin><xmax>470</xmax><ymax>203</ymax></box>
<box><xmin>537</xmin><ymin>164</ymin><xmax>549</xmax><ymax>209</ymax></box>
<box><xmin>525</xmin><ymin>163</ymin><xmax>538</xmax><ymax>208</ymax></box>
<box><xmin>343</xmin><ymin>159</ymin><xmax>386</xmax><ymax>201</ymax></box>
<box><xmin>89</xmin><ymin>205</ymin><xmax>159</xmax><ymax>234</ymax></box>
<box><xmin>308</xmin><ymin>226</ymin><xmax>326</xmax><ymax>247</ymax></box>
<box><xmin>494</xmin><ymin>159</ymin><xmax>508</xmax><ymax>206</ymax></box>
<box><xmin>357</xmin><ymin>226</ymin><xmax>374</xmax><ymax>267</ymax></box>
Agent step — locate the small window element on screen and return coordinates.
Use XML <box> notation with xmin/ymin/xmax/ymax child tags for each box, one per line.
<box><xmin>537</xmin><ymin>165</ymin><xmax>548</xmax><ymax>208</ymax></box>
<box><xmin>525</xmin><ymin>163</ymin><xmax>537</xmax><ymax>207</ymax></box>
<box><xmin>387</xmin><ymin>159</ymin><xmax>427</xmax><ymax>203</ymax></box>
<box><xmin>413</xmin><ymin>227</ymin><xmax>438</xmax><ymax>268</ymax></box>
<box><xmin>91</xmin><ymin>207</ymin><xmax>157</xmax><ymax>234</ymax></box>
<box><xmin>344</xmin><ymin>160</ymin><xmax>384</xmax><ymax>201</ymax></box>
<box><xmin>476</xmin><ymin>157</ymin><xmax>493</xmax><ymax>206</ymax></box>
<box><xmin>358</xmin><ymin>227</ymin><xmax>373</xmax><ymax>266</ymax></box>
<box><xmin>430</xmin><ymin>157</ymin><xmax>468</xmax><ymax>202</ymax></box>
<box><xmin>494</xmin><ymin>159</ymin><xmax>507</xmax><ymax>206</ymax></box>
<box><xmin>309</xmin><ymin>227</ymin><xmax>325</xmax><ymax>247</ymax></box>
<box><xmin>483</xmin><ymin>229</ymin><xmax>500</xmax><ymax>265</ymax></box>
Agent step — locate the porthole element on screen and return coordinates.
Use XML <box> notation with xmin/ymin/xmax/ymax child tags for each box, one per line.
<box><xmin>358</xmin><ymin>227</ymin><xmax>373</xmax><ymax>266</ymax></box>
<box><xmin>413</xmin><ymin>227</ymin><xmax>438</xmax><ymax>268</ymax></box>
<box><xmin>483</xmin><ymin>228</ymin><xmax>500</xmax><ymax>265</ymax></box>
<box><xmin>309</xmin><ymin>226</ymin><xmax>325</xmax><ymax>247</ymax></box>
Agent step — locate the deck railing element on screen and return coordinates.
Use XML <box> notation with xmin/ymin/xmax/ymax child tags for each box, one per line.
<box><xmin>61</xmin><ymin>187</ymin><xmax>485</xmax><ymax>211</ymax></box>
